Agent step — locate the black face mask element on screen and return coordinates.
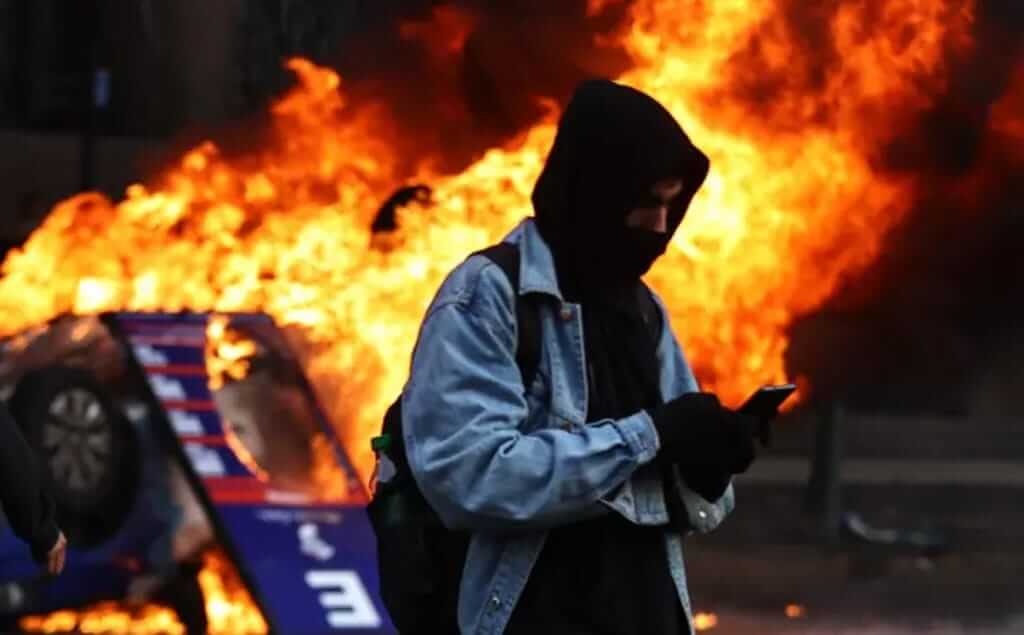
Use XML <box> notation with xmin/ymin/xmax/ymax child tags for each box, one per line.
<box><xmin>532</xmin><ymin>79</ymin><xmax>710</xmax><ymax>298</ymax></box>
<box><xmin>621</xmin><ymin>227</ymin><xmax>670</xmax><ymax>279</ymax></box>
<box><xmin>576</xmin><ymin>223</ymin><xmax>670</xmax><ymax>289</ymax></box>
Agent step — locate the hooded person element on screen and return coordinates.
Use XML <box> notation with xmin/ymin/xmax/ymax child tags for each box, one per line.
<box><xmin>398</xmin><ymin>79</ymin><xmax>761</xmax><ymax>634</ymax></box>
<box><xmin>532</xmin><ymin>78</ymin><xmax>708</xmax><ymax>291</ymax></box>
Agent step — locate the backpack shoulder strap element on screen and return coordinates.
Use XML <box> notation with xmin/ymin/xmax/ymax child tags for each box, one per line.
<box><xmin>475</xmin><ymin>241</ymin><xmax>521</xmax><ymax>291</ymax></box>
<box><xmin>473</xmin><ymin>243</ymin><xmax>542</xmax><ymax>390</ymax></box>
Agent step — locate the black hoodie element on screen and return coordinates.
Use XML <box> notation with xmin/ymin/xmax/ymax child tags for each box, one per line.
<box><xmin>533</xmin><ymin>78</ymin><xmax>709</xmax><ymax>296</ymax></box>
<box><xmin>507</xmin><ymin>81</ymin><xmax>710</xmax><ymax>634</ymax></box>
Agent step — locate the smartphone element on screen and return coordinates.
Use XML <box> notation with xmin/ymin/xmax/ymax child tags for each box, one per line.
<box><xmin>739</xmin><ymin>383</ymin><xmax>797</xmax><ymax>447</ymax></box>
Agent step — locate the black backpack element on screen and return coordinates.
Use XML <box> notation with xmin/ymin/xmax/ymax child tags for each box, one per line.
<box><xmin>367</xmin><ymin>242</ymin><xmax>662</xmax><ymax>633</ymax></box>
<box><xmin>367</xmin><ymin>242</ymin><xmax>541</xmax><ymax>634</ymax></box>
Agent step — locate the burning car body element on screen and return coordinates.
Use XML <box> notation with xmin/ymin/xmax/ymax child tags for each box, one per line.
<box><xmin>0</xmin><ymin>312</ymin><xmax>389</xmax><ymax>635</ymax></box>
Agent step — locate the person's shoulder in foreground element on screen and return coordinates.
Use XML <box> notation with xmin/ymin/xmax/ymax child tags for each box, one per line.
<box><xmin>0</xmin><ymin>402</ymin><xmax>67</xmax><ymax>574</ymax></box>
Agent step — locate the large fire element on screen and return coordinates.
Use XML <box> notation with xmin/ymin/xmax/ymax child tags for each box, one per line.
<box><xmin>0</xmin><ymin>0</ymin><xmax>976</xmax><ymax>485</ymax></box>
<box><xmin>20</xmin><ymin>551</ymin><xmax>264</xmax><ymax>635</ymax></box>
<box><xmin>0</xmin><ymin>0</ymin><xmax>984</xmax><ymax>630</ymax></box>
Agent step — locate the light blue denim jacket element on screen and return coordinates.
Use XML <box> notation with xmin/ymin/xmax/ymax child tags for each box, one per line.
<box><xmin>402</xmin><ymin>218</ymin><xmax>735</xmax><ymax>634</ymax></box>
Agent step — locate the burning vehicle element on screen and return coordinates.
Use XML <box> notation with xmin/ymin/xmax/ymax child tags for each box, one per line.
<box><xmin>0</xmin><ymin>315</ymin><xmax>192</xmax><ymax>624</ymax></box>
<box><xmin>0</xmin><ymin>312</ymin><xmax>389</xmax><ymax>635</ymax></box>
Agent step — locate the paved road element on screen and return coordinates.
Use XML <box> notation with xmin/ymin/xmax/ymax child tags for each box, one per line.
<box><xmin>738</xmin><ymin>457</ymin><xmax>1024</xmax><ymax>486</ymax></box>
<box><xmin>702</xmin><ymin>611</ymin><xmax>1024</xmax><ymax>634</ymax></box>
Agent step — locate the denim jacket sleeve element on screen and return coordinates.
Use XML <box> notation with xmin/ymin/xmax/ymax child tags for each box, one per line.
<box><xmin>652</xmin><ymin>292</ymin><xmax>735</xmax><ymax>534</ymax></box>
<box><xmin>402</xmin><ymin>257</ymin><xmax>660</xmax><ymax>532</ymax></box>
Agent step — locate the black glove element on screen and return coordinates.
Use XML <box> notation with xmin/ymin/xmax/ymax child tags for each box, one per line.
<box><xmin>648</xmin><ymin>392</ymin><xmax>758</xmax><ymax>475</ymax></box>
<box><xmin>677</xmin><ymin>464</ymin><xmax>732</xmax><ymax>502</ymax></box>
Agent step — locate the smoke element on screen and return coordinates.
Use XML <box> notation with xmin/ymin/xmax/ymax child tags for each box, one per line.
<box><xmin>785</xmin><ymin>0</ymin><xmax>1024</xmax><ymax>414</ymax></box>
<box><xmin>324</xmin><ymin>0</ymin><xmax>634</xmax><ymax>176</ymax></box>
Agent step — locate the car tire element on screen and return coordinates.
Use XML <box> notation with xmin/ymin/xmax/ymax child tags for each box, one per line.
<box><xmin>9</xmin><ymin>366</ymin><xmax>141</xmax><ymax>548</ymax></box>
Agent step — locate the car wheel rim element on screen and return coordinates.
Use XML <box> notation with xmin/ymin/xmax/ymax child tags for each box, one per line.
<box><xmin>44</xmin><ymin>388</ymin><xmax>111</xmax><ymax>493</ymax></box>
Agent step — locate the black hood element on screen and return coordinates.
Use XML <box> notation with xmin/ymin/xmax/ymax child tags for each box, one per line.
<box><xmin>532</xmin><ymin>79</ymin><xmax>710</xmax><ymax>298</ymax></box>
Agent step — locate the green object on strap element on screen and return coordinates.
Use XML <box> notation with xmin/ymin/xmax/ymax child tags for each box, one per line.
<box><xmin>371</xmin><ymin>434</ymin><xmax>392</xmax><ymax>452</ymax></box>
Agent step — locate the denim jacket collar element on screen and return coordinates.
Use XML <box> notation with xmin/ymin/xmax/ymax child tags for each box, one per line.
<box><xmin>507</xmin><ymin>218</ymin><xmax>563</xmax><ymax>301</ymax></box>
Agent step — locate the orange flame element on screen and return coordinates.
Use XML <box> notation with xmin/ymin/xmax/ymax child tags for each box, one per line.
<box><xmin>205</xmin><ymin>315</ymin><xmax>257</xmax><ymax>392</ymax></box>
<box><xmin>19</xmin><ymin>604</ymin><xmax>185</xmax><ymax>635</ymax></box>
<box><xmin>0</xmin><ymin>1</ymin><xmax>976</xmax><ymax>490</ymax></box>
<box><xmin>19</xmin><ymin>551</ymin><xmax>265</xmax><ymax>635</ymax></box>
<box><xmin>197</xmin><ymin>550</ymin><xmax>268</xmax><ymax>635</ymax></box>
<box><xmin>693</xmin><ymin>611</ymin><xmax>719</xmax><ymax>631</ymax></box>
<box><xmin>785</xmin><ymin>603</ymin><xmax>807</xmax><ymax>619</ymax></box>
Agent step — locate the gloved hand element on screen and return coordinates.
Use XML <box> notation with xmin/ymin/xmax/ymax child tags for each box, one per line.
<box><xmin>648</xmin><ymin>392</ymin><xmax>759</xmax><ymax>475</ymax></box>
<box><xmin>677</xmin><ymin>464</ymin><xmax>732</xmax><ymax>502</ymax></box>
